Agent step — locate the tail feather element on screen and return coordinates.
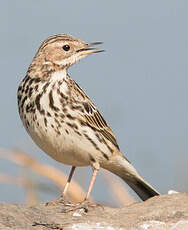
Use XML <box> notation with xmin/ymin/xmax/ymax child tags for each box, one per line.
<box><xmin>102</xmin><ymin>154</ymin><xmax>160</xmax><ymax>201</ymax></box>
<box><xmin>126</xmin><ymin>177</ymin><xmax>160</xmax><ymax>201</ymax></box>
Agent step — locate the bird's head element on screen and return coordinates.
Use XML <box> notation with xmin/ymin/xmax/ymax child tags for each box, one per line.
<box><xmin>34</xmin><ymin>34</ymin><xmax>103</xmax><ymax>70</ymax></box>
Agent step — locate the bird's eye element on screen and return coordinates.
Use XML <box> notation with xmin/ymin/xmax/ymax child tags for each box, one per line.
<box><xmin>62</xmin><ymin>45</ymin><xmax>70</xmax><ymax>51</ymax></box>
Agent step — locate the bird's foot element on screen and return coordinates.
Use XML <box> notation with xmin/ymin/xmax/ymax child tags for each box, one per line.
<box><xmin>61</xmin><ymin>199</ymin><xmax>102</xmax><ymax>213</ymax></box>
<box><xmin>46</xmin><ymin>197</ymin><xmax>102</xmax><ymax>213</ymax></box>
<box><xmin>46</xmin><ymin>195</ymin><xmax>72</xmax><ymax>206</ymax></box>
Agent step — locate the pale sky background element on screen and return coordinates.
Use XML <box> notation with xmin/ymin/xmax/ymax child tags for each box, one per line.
<box><xmin>0</xmin><ymin>1</ymin><xmax>188</xmax><ymax>205</ymax></box>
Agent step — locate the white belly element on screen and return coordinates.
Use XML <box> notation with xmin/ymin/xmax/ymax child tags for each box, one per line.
<box><xmin>24</xmin><ymin>110</ymin><xmax>110</xmax><ymax>167</ymax></box>
<box><xmin>19</xmin><ymin>75</ymin><xmax>113</xmax><ymax>168</ymax></box>
<box><xmin>27</xmin><ymin>123</ymin><xmax>91</xmax><ymax>166</ymax></box>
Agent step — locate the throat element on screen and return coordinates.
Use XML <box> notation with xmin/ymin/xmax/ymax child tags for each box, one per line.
<box><xmin>51</xmin><ymin>69</ymin><xmax>68</xmax><ymax>81</ymax></box>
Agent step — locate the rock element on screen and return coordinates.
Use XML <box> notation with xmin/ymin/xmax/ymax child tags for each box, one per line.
<box><xmin>0</xmin><ymin>193</ymin><xmax>188</xmax><ymax>230</ymax></box>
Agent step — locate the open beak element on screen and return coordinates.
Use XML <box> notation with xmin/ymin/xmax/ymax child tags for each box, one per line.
<box><xmin>77</xmin><ymin>42</ymin><xmax>104</xmax><ymax>55</ymax></box>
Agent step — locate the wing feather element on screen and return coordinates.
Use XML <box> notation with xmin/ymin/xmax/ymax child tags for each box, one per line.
<box><xmin>69</xmin><ymin>77</ymin><xmax>120</xmax><ymax>150</ymax></box>
<box><xmin>79</xmin><ymin>102</ymin><xmax>119</xmax><ymax>150</ymax></box>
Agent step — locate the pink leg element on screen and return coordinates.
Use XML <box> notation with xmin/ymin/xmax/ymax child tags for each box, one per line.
<box><xmin>85</xmin><ymin>168</ymin><xmax>99</xmax><ymax>200</ymax></box>
<box><xmin>46</xmin><ymin>166</ymin><xmax>76</xmax><ymax>206</ymax></box>
<box><xmin>62</xmin><ymin>166</ymin><xmax>76</xmax><ymax>197</ymax></box>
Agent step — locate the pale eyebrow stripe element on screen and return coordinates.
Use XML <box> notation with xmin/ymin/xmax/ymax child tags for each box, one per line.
<box><xmin>39</xmin><ymin>35</ymin><xmax>77</xmax><ymax>50</ymax></box>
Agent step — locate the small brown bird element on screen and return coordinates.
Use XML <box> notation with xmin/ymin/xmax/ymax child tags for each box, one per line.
<box><xmin>17</xmin><ymin>34</ymin><xmax>159</xmax><ymax>202</ymax></box>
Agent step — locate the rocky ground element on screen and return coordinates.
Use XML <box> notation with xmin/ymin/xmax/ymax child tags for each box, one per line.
<box><xmin>0</xmin><ymin>193</ymin><xmax>188</xmax><ymax>230</ymax></box>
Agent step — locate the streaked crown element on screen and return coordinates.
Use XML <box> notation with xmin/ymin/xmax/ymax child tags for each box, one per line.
<box><xmin>32</xmin><ymin>34</ymin><xmax>103</xmax><ymax>69</ymax></box>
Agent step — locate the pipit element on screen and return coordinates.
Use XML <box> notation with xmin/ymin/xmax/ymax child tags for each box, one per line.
<box><xmin>17</xmin><ymin>34</ymin><xmax>159</xmax><ymax>203</ymax></box>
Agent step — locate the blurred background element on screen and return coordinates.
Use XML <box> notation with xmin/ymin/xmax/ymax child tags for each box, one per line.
<box><xmin>0</xmin><ymin>0</ymin><xmax>188</xmax><ymax>207</ymax></box>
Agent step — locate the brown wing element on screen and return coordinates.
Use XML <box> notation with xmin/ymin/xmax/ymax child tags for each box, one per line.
<box><xmin>70</xmin><ymin>76</ymin><xmax>120</xmax><ymax>150</ymax></box>
<box><xmin>79</xmin><ymin>101</ymin><xmax>120</xmax><ymax>150</ymax></box>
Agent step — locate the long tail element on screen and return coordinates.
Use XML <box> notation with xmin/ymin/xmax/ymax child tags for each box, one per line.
<box><xmin>102</xmin><ymin>154</ymin><xmax>160</xmax><ymax>201</ymax></box>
